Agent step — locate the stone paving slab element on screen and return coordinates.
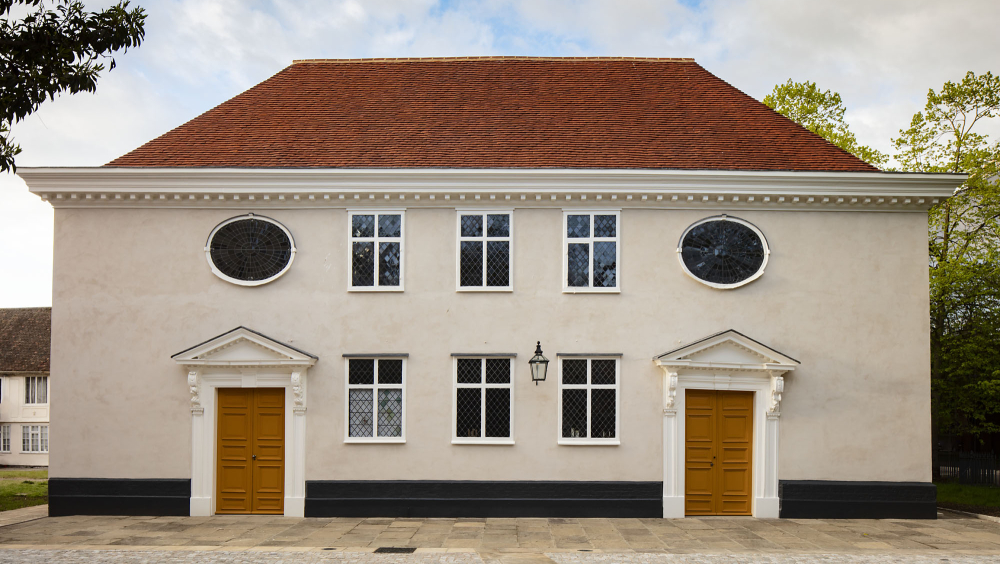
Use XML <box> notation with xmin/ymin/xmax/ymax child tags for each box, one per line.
<box><xmin>1</xmin><ymin>510</ymin><xmax>999</xmax><ymax>560</ymax></box>
<box><xmin>0</xmin><ymin>548</ymin><xmax>486</xmax><ymax>563</ymax></box>
<box><xmin>547</xmin><ymin>556</ymin><xmax>1000</xmax><ymax>564</ymax></box>
<box><xmin>1</xmin><ymin>550</ymin><xmax>1000</xmax><ymax>564</ymax></box>
<box><xmin>0</xmin><ymin>506</ymin><xmax>47</xmax><ymax>528</ymax></box>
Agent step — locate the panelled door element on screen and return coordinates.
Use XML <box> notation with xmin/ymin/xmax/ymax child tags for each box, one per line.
<box><xmin>216</xmin><ymin>388</ymin><xmax>285</xmax><ymax>514</ymax></box>
<box><xmin>684</xmin><ymin>389</ymin><xmax>753</xmax><ymax>515</ymax></box>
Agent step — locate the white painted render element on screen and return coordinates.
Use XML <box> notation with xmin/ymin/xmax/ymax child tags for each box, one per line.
<box><xmin>35</xmin><ymin>170</ymin><xmax>938</xmax><ymax>489</ymax></box>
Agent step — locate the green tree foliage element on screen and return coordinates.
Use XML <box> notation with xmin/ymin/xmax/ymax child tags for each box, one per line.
<box><xmin>893</xmin><ymin>71</ymin><xmax>1000</xmax><ymax>447</ymax></box>
<box><xmin>764</xmin><ymin>79</ymin><xmax>888</xmax><ymax>168</ymax></box>
<box><xmin>0</xmin><ymin>0</ymin><xmax>146</xmax><ymax>172</ymax></box>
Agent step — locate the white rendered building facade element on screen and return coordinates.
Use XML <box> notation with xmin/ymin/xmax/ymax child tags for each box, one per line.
<box><xmin>18</xmin><ymin>58</ymin><xmax>963</xmax><ymax>518</ymax></box>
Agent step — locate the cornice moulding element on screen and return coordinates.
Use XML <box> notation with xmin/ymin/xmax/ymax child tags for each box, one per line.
<box><xmin>17</xmin><ymin>167</ymin><xmax>965</xmax><ymax>212</ymax></box>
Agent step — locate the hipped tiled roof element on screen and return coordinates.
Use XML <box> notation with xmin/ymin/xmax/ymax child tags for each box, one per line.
<box><xmin>107</xmin><ymin>57</ymin><xmax>878</xmax><ymax>172</ymax></box>
<box><xmin>0</xmin><ymin>308</ymin><xmax>50</xmax><ymax>373</ymax></box>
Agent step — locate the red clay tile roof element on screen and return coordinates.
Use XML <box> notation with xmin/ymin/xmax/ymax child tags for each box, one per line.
<box><xmin>106</xmin><ymin>57</ymin><xmax>878</xmax><ymax>172</ymax></box>
<box><xmin>0</xmin><ymin>308</ymin><xmax>50</xmax><ymax>373</ymax></box>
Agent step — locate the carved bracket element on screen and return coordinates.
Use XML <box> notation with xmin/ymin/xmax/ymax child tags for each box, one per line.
<box><xmin>768</xmin><ymin>373</ymin><xmax>784</xmax><ymax>416</ymax></box>
<box><xmin>291</xmin><ymin>371</ymin><xmax>305</xmax><ymax>409</ymax></box>
<box><xmin>188</xmin><ymin>370</ymin><xmax>202</xmax><ymax>414</ymax></box>
<box><xmin>664</xmin><ymin>371</ymin><xmax>678</xmax><ymax>410</ymax></box>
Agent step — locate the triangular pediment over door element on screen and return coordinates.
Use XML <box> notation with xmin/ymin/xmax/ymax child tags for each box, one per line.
<box><xmin>653</xmin><ymin>329</ymin><xmax>799</xmax><ymax>372</ymax></box>
<box><xmin>171</xmin><ymin>326</ymin><xmax>317</xmax><ymax>368</ymax></box>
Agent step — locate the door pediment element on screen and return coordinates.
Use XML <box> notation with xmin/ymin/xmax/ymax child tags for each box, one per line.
<box><xmin>172</xmin><ymin>326</ymin><xmax>317</xmax><ymax>368</ymax></box>
<box><xmin>654</xmin><ymin>329</ymin><xmax>798</xmax><ymax>372</ymax></box>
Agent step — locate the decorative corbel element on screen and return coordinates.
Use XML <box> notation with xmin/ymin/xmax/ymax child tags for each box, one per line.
<box><xmin>768</xmin><ymin>372</ymin><xmax>784</xmax><ymax>417</ymax></box>
<box><xmin>291</xmin><ymin>370</ymin><xmax>306</xmax><ymax>413</ymax></box>
<box><xmin>663</xmin><ymin>370</ymin><xmax>678</xmax><ymax>415</ymax></box>
<box><xmin>188</xmin><ymin>370</ymin><xmax>203</xmax><ymax>414</ymax></box>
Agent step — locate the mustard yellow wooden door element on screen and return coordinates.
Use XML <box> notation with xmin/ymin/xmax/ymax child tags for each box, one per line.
<box><xmin>216</xmin><ymin>388</ymin><xmax>285</xmax><ymax>514</ymax></box>
<box><xmin>684</xmin><ymin>389</ymin><xmax>753</xmax><ymax>515</ymax></box>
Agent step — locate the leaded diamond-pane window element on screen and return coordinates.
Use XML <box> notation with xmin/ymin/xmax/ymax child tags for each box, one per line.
<box><xmin>565</xmin><ymin>212</ymin><xmax>619</xmax><ymax>291</ymax></box>
<box><xmin>350</xmin><ymin>212</ymin><xmax>403</xmax><ymax>290</ymax></box>
<box><xmin>458</xmin><ymin>212</ymin><xmax>512</xmax><ymax>290</ymax></box>
<box><xmin>346</xmin><ymin>357</ymin><xmax>406</xmax><ymax>441</ymax></box>
<box><xmin>559</xmin><ymin>357</ymin><xmax>619</xmax><ymax>443</ymax></box>
<box><xmin>454</xmin><ymin>357</ymin><xmax>514</xmax><ymax>442</ymax></box>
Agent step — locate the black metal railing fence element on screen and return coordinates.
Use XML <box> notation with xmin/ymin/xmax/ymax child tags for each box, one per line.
<box><xmin>939</xmin><ymin>451</ymin><xmax>1000</xmax><ymax>487</ymax></box>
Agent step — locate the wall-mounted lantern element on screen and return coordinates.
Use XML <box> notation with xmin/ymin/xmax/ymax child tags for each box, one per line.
<box><xmin>529</xmin><ymin>341</ymin><xmax>549</xmax><ymax>385</ymax></box>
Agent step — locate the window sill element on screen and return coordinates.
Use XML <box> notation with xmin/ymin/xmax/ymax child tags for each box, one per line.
<box><xmin>344</xmin><ymin>438</ymin><xmax>406</xmax><ymax>444</ymax></box>
<box><xmin>557</xmin><ymin>439</ymin><xmax>620</xmax><ymax>446</ymax></box>
<box><xmin>452</xmin><ymin>439</ymin><xmax>515</xmax><ymax>445</ymax></box>
<box><xmin>348</xmin><ymin>287</ymin><xmax>404</xmax><ymax>292</ymax></box>
<box><xmin>562</xmin><ymin>288</ymin><xmax>620</xmax><ymax>294</ymax></box>
<box><xmin>456</xmin><ymin>287</ymin><xmax>513</xmax><ymax>293</ymax></box>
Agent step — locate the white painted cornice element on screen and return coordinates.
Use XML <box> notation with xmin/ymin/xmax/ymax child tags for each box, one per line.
<box><xmin>17</xmin><ymin>167</ymin><xmax>965</xmax><ymax>211</ymax></box>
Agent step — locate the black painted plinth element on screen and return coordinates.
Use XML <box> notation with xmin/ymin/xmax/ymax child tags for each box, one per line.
<box><xmin>48</xmin><ymin>478</ymin><xmax>191</xmax><ymax>516</ymax></box>
<box><xmin>779</xmin><ymin>480</ymin><xmax>937</xmax><ymax>519</ymax></box>
<box><xmin>305</xmin><ymin>480</ymin><xmax>662</xmax><ymax>518</ymax></box>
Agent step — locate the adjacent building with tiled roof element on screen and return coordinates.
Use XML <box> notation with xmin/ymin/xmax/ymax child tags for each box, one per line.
<box><xmin>0</xmin><ymin>308</ymin><xmax>50</xmax><ymax>467</ymax></box>
<box><xmin>18</xmin><ymin>57</ymin><xmax>963</xmax><ymax>518</ymax></box>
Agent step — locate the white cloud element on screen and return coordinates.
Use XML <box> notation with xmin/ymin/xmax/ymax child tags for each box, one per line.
<box><xmin>3</xmin><ymin>0</ymin><xmax>999</xmax><ymax>306</ymax></box>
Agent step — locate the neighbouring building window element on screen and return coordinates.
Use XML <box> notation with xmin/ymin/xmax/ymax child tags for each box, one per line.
<box><xmin>22</xmin><ymin>425</ymin><xmax>48</xmax><ymax>453</ymax></box>
<box><xmin>25</xmin><ymin>376</ymin><xmax>47</xmax><ymax>404</ymax></box>
<box><xmin>345</xmin><ymin>357</ymin><xmax>405</xmax><ymax>441</ymax></box>
<box><xmin>457</xmin><ymin>212</ymin><xmax>512</xmax><ymax>290</ymax></box>
<box><xmin>349</xmin><ymin>211</ymin><xmax>403</xmax><ymax>290</ymax></box>
<box><xmin>453</xmin><ymin>356</ymin><xmax>514</xmax><ymax>443</ymax></box>
<box><xmin>564</xmin><ymin>211</ymin><xmax>619</xmax><ymax>291</ymax></box>
<box><xmin>558</xmin><ymin>357</ymin><xmax>619</xmax><ymax>444</ymax></box>
<box><xmin>0</xmin><ymin>425</ymin><xmax>9</xmax><ymax>453</ymax></box>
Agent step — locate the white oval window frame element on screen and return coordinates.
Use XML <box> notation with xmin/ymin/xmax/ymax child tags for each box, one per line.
<box><xmin>205</xmin><ymin>214</ymin><xmax>297</xmax><ymax>287</ymax></box>
<box><xmin>676</xmin><ymin>215</ymin><xmax>770</xmax><ymax>290</ymax></box>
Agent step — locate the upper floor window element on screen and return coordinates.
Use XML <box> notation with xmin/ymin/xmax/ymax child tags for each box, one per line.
<box><xmin>453</xmin><ymin>356</ymin><xmax>514</xmax><ymax>444</ymax></box>
<box><xmin>349</xmin><ymin>211</ymin><xmax>403</xmax><ymax>291</ymax></box>
<box><xmin>564</xmin><ymin>211</ymin><xmax>619</xmax><ymax>292</ymax></box>
<box><xmin>25</xmin><ymin>376</ymin><xmax>47</xmax><ymax>404</ymax></box>
<box><xmin>558</xmin><ymin>356</ymin><xmax>620</xmax><ymax>445</ymax></box>
<box><xmin>344</xmin><ymin>356</ymin><xmax>406</xmax><ymax>442</ymax></box>
<box><xmin>457</xmin><ymin>212</ymin><xmax>512</xmax><ymax>291</ymax></box>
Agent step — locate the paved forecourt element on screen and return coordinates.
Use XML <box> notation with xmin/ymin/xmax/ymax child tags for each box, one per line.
<box><xmin>1</xmin><ymin>510</ymin><xmax>1000</xmax><ymax>563</ymax></box>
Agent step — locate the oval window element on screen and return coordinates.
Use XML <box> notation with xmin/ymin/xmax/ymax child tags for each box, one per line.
<box><xmin>677</xmin><ymin>215</ymin><xmax>769</xmax><ymax>289</ymax></box>
<box><xmin>206</xmin><ymin>214</ymin><xmax>296</xmax><ymax>286</ymax></box>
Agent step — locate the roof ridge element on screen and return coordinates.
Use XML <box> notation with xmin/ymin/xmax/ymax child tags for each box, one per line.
<box><xmin>291</xmin><ymin>56</ymin><xmax>696</xmax><ymax>64</ymax></box>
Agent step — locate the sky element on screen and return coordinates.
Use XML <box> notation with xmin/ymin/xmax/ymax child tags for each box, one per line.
<box><xmin>2</xmin><ymin>0</ymin><xmax>999</xmax><ymax>307</ymax></box>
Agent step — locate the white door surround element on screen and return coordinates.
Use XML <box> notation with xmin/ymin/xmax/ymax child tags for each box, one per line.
<box><xmin>173</xmin><ymin>326</ymin><xmax>317</xmax><ymax>517</ymax></box>
<box><xmin>654</xmin><ymin>330</ymin><xmax>798</xmax><ymax>518</ymax></box>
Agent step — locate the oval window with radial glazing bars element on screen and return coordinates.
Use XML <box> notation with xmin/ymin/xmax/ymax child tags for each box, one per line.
<box><xmin>206</xmin><ymin>214</ymin><xmax>296</xmax><ymax>286</ymax></box>
<box><xmin>677</xmin><ymin>215</ymin><xmax>769</xmax><ymax>289</ymax></box>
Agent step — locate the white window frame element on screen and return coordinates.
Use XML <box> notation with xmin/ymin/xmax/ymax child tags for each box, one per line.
<box><xmin>21</xmin><ymin>425</ymin><xmax>48</xmax><ymax>453</ymax></box>
<box><xmin>455</xmin><ymin>210</ymin><xmax>514</xmax><ymax>292</ymax></box>
<box><xmin>562</xmin><ymin>210</ymin><xmax>621</xmax><ymax>293</ymax></box>
<box><xmin>24</xmin><ymin>376</ymin><xmax>47</xmax><ymax>404</ymax></box>
<box><xmin>557</xmin><ymin>355</ymin><xmax>621</xmax><ymax>445</ymax></box>
<box><xmin>0</xmin><ymin>424</ymin><xmax>10</xmax><ymax>453</ymax></box>
<box><xmin>348</xmin><ymin>210</ymin><xmax>405</xmax><ymax>292</ymax></box>
<box><xmin>452</xmin><ymin>355</ymin><xmax>516</xmax><ymax>445</ymax></box>
<box><xmin>343</xmin><ymin>355</ymin><xmax>407</xmax><ymax>443</ymax></box>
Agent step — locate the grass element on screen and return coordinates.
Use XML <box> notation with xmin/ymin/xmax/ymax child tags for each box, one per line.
<box><xmin>937</xmin><ymin>481</ymin><xmax>1000</xmax><ymax>507</ymax></box>
<box><xmin>0</xmin><ymin>468</ymin><xmax>47</xmax><ymax>512</ymax></box>
<box><xmin>0</xmin><ymin>469</ymin><xmax>47</xmax><ymax>480</ymax></box>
